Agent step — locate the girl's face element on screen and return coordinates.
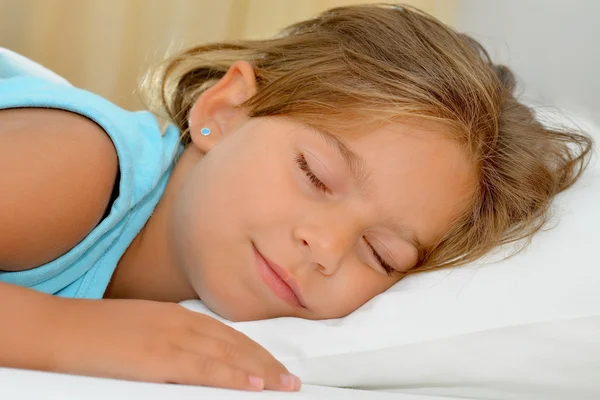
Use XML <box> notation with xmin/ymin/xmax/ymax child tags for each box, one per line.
<box><xmin>172</xmin><ymin>116</ymin><xmax>475</xmax><ymax>321</ymax></box>
<box><xmin>169</xmin><ymin>62</ymin><xmax>475</xmax><ymax>321</ymax></box>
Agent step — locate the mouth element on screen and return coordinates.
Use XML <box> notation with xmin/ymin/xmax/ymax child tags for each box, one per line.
<box><xmin>253</xmin><ymin>244</ymin><xmax>307</xmax><ymax>309</ymax></box>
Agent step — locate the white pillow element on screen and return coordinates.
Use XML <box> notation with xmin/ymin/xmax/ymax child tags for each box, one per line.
<box><xmin>0</xmin><ymin>47</ymin><xmax>71</xmax><ymax>85</ymax></box>
<box><xmin>182</xmin><ymin>117</ymin><xmax>600</xmax><ymax>400</ymax></box>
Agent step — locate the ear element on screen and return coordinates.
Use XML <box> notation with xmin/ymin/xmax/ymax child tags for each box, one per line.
<box><xmin>188</xmin><ymin>60</ymin><xmax>257</xmax><ymax>152</ymax></box>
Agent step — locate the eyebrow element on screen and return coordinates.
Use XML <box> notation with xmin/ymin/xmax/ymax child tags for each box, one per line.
<box><xmin>310</xmin><ymin>127</ymin><xmax>426</xmax><ymax>264</ymax></box>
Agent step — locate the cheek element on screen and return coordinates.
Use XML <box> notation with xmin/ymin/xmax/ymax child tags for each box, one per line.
<box><xmin>171</xmin><ymin>143</ymin><xmax>303</xmax><ymax>310</ymax></box>
<box><xmin>317</xmin><ymin>268</ymin><xmax>398</xmax><ymax>319</ymax></box>
<box><xmin>232</xmin><ymin>153</ymin><xmax>307</xmax><ymax>231</ymax></box>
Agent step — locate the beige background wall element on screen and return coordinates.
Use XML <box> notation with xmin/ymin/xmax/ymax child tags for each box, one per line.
<box><xmin>0</xmin><ymin>0</ymin><xmax>456</xmax><ymax>110</ymax></box>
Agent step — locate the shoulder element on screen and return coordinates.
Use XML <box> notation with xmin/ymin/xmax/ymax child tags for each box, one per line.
<box><xmin>0</xmin><ymin>107</ymin><xmax>118</xmax><ymax>271</ymax></box>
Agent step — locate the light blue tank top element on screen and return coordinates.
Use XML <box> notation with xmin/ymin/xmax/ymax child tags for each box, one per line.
<box><xmin>0</xmin><ymin>50</ymin><xmax>183</xmax><ymax>298</ymax></box>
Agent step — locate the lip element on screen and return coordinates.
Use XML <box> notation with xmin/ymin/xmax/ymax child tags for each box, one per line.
<box><xmin>253</xmin><ymin>244</ymin><xmax>307</xmax><ymax>309</ymax></box>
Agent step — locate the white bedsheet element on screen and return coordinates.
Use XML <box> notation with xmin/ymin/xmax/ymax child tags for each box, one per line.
<box><xmin>0</xmin><ymin>367</ymin><xmax>466</xmax><ymax>400</ymax></box>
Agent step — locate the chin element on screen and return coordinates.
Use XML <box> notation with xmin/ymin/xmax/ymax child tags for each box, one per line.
<box><xmin>198</xmin><ymin>290</ymin><xmax>263</xmax><ymax>322</ymax></box>
<box><xmin>213</xmin><ymin>304</ymin><xmax>251</xmax><ymax>322</ymax></box>
<box><xmin>210</xmin><ymin>303</ymin><xmax>270</xmax><ymax>322</ymax></box>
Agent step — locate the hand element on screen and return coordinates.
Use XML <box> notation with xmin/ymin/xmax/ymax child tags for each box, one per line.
<box><xmin>49</xmin><ymin>298</ymin><xmax>301</xmax><ymax>391</ymax></box>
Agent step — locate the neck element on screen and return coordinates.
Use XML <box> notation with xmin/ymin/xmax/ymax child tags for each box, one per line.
<box><xmin>104</xmin><ymin>148</ymin><xmax>200</xmax><ymax>303</ymax></box>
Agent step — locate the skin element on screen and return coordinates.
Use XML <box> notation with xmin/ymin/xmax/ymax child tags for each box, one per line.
<box><xmin>106</xmin><ymin>61</ymin><xmax>476</xmax><ymax>322</ymax></box>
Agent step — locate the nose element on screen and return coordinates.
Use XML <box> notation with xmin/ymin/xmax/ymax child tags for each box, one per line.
<box><xmin>293</xmin><ymin>210</ymin><xmax>362</xmax><ymax>276</ymax></box>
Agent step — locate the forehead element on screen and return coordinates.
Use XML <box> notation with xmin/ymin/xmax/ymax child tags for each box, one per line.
<box><xmin>331</xmin><ymin>121</ymin><xmax>476</xmax><ymax>246</ymax></box>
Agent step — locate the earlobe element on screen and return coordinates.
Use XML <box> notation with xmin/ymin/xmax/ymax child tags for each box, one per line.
<box><xmin>187</xmin><ymin>61</ymin><xmax>257</xmax><ymax>153</ymax></box>
<box><xmin>188</xmin><ymin>122</ymin><xmax>221</xmax><ymax>153</ymax></box>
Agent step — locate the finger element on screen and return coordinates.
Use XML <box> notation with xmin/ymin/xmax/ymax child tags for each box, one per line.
<box><xmin>178</xmin><ymin>333</ymin><xmax>299</xmax><ymax>391</ymax></box>
<box><xmin>191</xmin><ymin>316</ymin><xmax>289</xmax><ymax>371</ymax></box>
<box><xmin>165</xmin><ymin>351</ymin><xmax>265</xmax><ymax>391</ymax></box>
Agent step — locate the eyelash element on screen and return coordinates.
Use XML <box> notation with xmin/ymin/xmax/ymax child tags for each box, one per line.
<box><xmin>365</xmin><ymin>239</ymin><xmax>396</xmax><ymax>276</ymax></box>
<box><xmin>295</xmin><ymin>153</ymin><xmax>331</xmax><ymax>194</ymax></box>
<box><xmin>295</xmin><ymin>153</ymin><xmax>395</xmax><ymax>276</ymax></box>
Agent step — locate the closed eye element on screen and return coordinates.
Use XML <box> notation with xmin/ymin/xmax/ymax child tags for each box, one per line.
<box><xmin>295</xmin><ymin>153</ymin><xmax>331</xmax><ymax>194</ymax></box>
<box><xmin>364</xmin><ymin>238</ymin><xmax>397</xmax><ymax>276</ymax></box>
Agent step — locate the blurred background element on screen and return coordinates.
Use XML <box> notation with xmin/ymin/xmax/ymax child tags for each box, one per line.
<box><xmin>0</xmin><ymin>0</ymin><xmax>456</xmax><ymax>110</ymax></box>
<box><xmin>0</xmin><ymin>0</ymin><xmax>597</xmax><ymax>126</ymax></box>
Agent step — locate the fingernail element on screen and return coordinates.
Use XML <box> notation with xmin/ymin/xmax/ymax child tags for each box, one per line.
<box><xmin>249</xmin><ymin>376</ymin><xmax>264</xmax><ymax>390</ymax></box>
<box><xmin>281</xmin><ymin>374</ymin><xmax>301</xmax><ymax>390</ymax></box>
<box><xmin>280</xmin><ymin>373</ymin><xmax>293</xmax><ymax>389</ymax></box>
<box><xmin>293</xmin><ymin>374</ymin><xmax>302</xmax><ymax>391</ymax></box>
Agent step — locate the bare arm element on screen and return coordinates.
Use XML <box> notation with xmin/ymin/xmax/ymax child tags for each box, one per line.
<box><xmin>0</xmin><ymin>108</ymin><xmax>118</xmax><ymax>271</ymax></box>
<box><xmin>0</xmin><ymin>281</ymin><xmax>64</xmax><ymax>371</ymax></box>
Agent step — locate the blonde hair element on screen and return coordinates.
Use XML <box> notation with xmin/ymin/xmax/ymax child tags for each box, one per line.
<box><xmin>140</xmin><ymin>3</ymin><xmax>592</xmax><ymax>272</ymax></box>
